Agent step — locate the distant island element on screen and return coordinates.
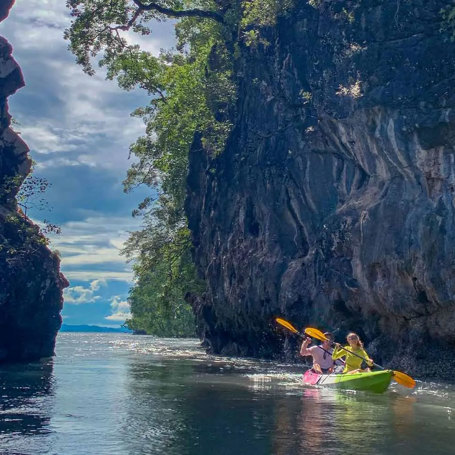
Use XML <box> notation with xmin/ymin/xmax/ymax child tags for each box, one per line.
<box><xmin>60</xmin><ymin>324</ymin><xmax>132</xmax><ymax>333</ymax></box>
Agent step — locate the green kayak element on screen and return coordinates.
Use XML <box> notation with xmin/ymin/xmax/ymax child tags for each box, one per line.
<box><xmin>303</xmin><ymin>369</ymin><xmax>394</xmax><ymax>393</ymax></box>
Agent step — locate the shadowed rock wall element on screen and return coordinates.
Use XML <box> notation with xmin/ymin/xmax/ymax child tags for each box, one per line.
<box><xmin>0</xmin><ymin>1</ymin><xmax>68</xmax><ymax>362</ymax></box>
<box><xmin>186</xmin><ymin>0</ymin><xmax>455</xmax><ymax>378</ymax></box>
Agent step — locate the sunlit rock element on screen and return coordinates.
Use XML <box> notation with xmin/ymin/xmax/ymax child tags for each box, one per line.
<box><xmin>186</xmin><ymin>0</ymin><xmax>455</xmax><ymax>378</ymax></box>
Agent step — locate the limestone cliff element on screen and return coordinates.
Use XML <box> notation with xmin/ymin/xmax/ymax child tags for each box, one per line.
<box><xmin>186</xmin><ymin>0</ymin><xmax>455</xmax><ymax>378</ymax></box>
<box><xmin>0</xmin><ymin>2</ymin><xmax>68</xmax><ymax>362</ymax></box>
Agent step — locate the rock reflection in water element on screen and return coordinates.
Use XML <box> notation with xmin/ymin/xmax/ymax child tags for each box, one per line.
<box><xmin>122</xmin><ymin>357</ymin><xmax>277</xmax><ymax>455</ymax></box>
<box><xmin>0</xmin><ymin>359</ymin><xmax>54</xmax><ymax>438</ymax></box>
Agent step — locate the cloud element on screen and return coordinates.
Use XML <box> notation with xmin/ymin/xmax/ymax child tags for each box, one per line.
<box><xmin>3</xmin><ymin>0</ymin><xmax>175</xmax><ymax>172</ymax></box>
<box><xmin>63</xmin><ymin>271</ymin><xmax>134</xmax><ymax>282</ymax></box>
<box><xmin>18</xmin><ymin>124</ymin><xmax>82</xmax><ymax>155</ymax></box>
<box><xmin>105</xmin><ymin>295</ymin><xmax>131</xmax><ymax>321</ymax></box>
<box><xmin>1</xmin><ymin>0</ymin><xmax>173</xmax><ymax>326</ymax></box>
<box><xmin>45</xmin><ymin>214</ymin><xmax>142</xmax><ymax>284</ymax></box>
<box><xmin>64</xmin><ymin>279</ymin><xmax>106</xmax><ymax>304</ymax></box>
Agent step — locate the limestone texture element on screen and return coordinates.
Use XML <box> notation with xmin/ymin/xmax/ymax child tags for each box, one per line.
<box><xmin>0</xmin><ymin>2</ymin><xmax>68</xmax><ymax>362</ymax></box>
<box><xmin>186</xmin><ymin>0</ymin><xmax>455</xmax><ymax>378</ymax></box>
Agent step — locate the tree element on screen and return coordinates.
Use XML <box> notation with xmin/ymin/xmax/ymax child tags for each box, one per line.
<box><xmin>18</xmin><ymin>174</ymin><xmax>50</xmax><ymax>216</ymax></box>
<box><xmin>17</xmin><ymin>169</ymin><xmax>61</xmax><ymax>235</ymax></box>
<box><xmin>65</xmin><ymin>0</ymin><xmax>228</xmax><ymax>75</ymax></box>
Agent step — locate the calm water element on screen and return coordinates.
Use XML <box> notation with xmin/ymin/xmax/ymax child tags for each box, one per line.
<box><xmin>0</xmin><ymin>334</ymin><xmax>454</xmax><ymax>455</ymax></box>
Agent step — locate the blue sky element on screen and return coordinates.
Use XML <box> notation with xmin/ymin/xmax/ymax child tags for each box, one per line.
<box><xmin>2</xmin><ymin>0</ymin><xmax>175</xmax><ymax>326</ymax></box>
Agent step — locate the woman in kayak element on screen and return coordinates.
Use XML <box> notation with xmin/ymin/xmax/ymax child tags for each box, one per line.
<box><xmin>300</xmin><ymin>332</ymin><xmax>337</xmax><ymax>374</ymax></box>
<box><xmin>332</xmin><ymin>332</ymin><xmax>374</xmax><ymax>374</ymax></box>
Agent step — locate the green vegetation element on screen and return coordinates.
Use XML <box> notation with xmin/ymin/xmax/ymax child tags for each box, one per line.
<box><xmin>66</xmin><ymin>0</ymin><xmax>294</xmax><ymax>336</ymax></box>
<box><xmin>124</xmin><ymin>226</ymin><xmax>203</xmax><ymax>336</ymax></box>
<box><xmin>441</xmin><ymin>6</ymin><xmax>455</xmax><ymax>40</ymax></box>
<box><xmin>0</xmin><ymin>213</ymin><xmax>49</xmax><ymax>270</ymax></box>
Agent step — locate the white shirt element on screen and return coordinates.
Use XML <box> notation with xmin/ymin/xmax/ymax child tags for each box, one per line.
<box><xmin>307</xmin><ymin>345</ymin><xmax>335</xmax><ymax>370</ymax></box>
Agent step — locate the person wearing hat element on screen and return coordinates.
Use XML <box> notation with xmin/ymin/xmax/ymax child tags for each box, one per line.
<box><xmin>300</xmin><ymin>331</ymin><xmax>338</xmax><ymax>374</ymax></box>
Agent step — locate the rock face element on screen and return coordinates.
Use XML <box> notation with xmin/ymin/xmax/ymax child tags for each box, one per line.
<box><xmin>0</xmin><ymin>3</ymin><xmax>68</xmax><ymax>362</ymax></box>
<box><xmin>186</xmin><ymin>0</ymin><xmax>455</xmax><ymax>378</ymax></box>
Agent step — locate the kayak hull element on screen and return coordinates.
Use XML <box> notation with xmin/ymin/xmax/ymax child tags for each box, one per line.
<box><xmin>303</xmin><ymin>369</ymin><xmax>394</xmax><ymax>393</ymax></box>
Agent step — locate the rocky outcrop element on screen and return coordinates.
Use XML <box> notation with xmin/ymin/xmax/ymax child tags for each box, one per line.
<box><xmin>186</xmin><ymin>0</ymin><xmax>455</xmax><ymax>378</ymax></box>
<box><xmin>0</xmin><ymin>2</ymin><xmax>68</xmax><ymax>362</ymax></box>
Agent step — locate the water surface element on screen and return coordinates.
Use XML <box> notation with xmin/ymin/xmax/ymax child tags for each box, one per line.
<box><xmin>1</xmin><ymin>333</ymin><xmax>454</xmax><ymax>454</ymax></box>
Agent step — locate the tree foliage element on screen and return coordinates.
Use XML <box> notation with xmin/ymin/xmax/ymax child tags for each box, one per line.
<box><xmin>124</xmin><ymin>226</ymin><xmax>203</xmax><ymax>336</ymax></box>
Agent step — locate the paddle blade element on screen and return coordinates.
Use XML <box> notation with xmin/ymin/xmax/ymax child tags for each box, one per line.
<box><xmin>392</xmin><ymin>371</ymin><xmax>416</xmax><ymax>389</ymax></box>
<box><xmin>305</xmin><ymin>327</ymin><xmax>328</xmax><ymax>341</ymax></box>
<box><xmin>275</xmin><ymin>318</ymin><xmax>299</xmax><ymax>334</ymax></box>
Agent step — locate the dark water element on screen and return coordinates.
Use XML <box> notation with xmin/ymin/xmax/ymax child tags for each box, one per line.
<box><xmin>0</xmin><ymin>334</ymin><xmax>454</xmax><ymax>454</ymax></box>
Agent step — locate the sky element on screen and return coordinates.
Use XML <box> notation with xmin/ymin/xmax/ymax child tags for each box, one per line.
<box><xmin>1</xmin><ymin>0</ymin><xmax>175</xmax><ymax>326</ymax></box>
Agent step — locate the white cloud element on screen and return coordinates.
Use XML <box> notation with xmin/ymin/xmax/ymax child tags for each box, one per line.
<box><xmin>3</xmin><ymin>0</ymin><xmax>175</xmax><ymax>171</ymax></box>
<box><xmin>105</xmin><ymin>295</ymin><xmax>131</xmax><ymax>321</ymax></box>
<box><xmin>18</xmin><ymin>124</ymin><xmax>81</xmax><ymax>155</ymax></box>
<box><xmin>64</xmin><ymin>279</ymin><xmax>106</xmax><ymax>304</ymax></box>
<box><xmin>64</xmin><ymin>270</ymin><xmax>134</xmax><ymax>283</ymax></box>
<box><xmin>35</xmin><ymin>214</ymin><xmax>140</xmax><ymax>284</ymax></box>
<box><xmin>63</xmin><ymin>248</ymin><xmax>126</xmax><ymax>266</ymax></box>
<box><xmin>49</xmin><ymin>207</ymin><xmax>140</xmax><ymax>283</ymax></box>
<box><xmin>3</xmin><ymin>1</ymin><xmax>68</xmax><ymax>50</ymax></box>
<box><xmin>47</xmin><ymin>215</ymin><xmax>139</xmax><ymax>265</ymax></box>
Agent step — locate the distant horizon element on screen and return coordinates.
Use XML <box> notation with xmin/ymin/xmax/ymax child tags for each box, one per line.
<box><xmin>60</xmin><ymin>323</ymin><xmax>132</xmax><ymax>333</ymax></box>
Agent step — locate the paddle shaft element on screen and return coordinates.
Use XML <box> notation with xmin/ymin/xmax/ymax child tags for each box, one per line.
<box><xmin>333</xmin><ymin>343</ymin><xmax>379</xmax><ymax>368</ymax></box>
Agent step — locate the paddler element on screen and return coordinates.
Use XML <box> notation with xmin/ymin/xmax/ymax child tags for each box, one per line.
<box><xmin>300</xmin><ymin>331</ymin><xmax>337</xmax><ymax>374</ymax></box>
<box><xmin>332</xmin><ymin>332</ymin><xmax>374</xmax><ymax>374</ymax></box>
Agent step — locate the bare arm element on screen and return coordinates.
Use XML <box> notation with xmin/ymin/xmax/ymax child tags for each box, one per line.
<box><xmin>300</xmin><ymin>338</ymin><xmax>312</xmax><ymax>356</ymax></box>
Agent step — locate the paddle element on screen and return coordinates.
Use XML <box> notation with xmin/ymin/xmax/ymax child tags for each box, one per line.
<box><xmin>275</xmin><ymin>317</ymin><xmax>304</xmax><ymax>338</ymax></box>
<box><xmin>305</xmin><ymin>327</ymin><xmax>416</xmax><ymax>389</ymax></box>
<box><xmin>275</xmin><ymin>317</ymin><xmax>343</xmax><ymax>363</ymax></box>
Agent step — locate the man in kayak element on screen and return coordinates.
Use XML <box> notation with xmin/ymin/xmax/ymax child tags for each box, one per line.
<box><xmin>300</xmin><ymin>332</ymin><xmax>338</xmax><ymax>374</ymax></box>
<box><xmin>332</xmin><ymin>332</ymin><xmax>374</xmax><ymax>374</ymax></box>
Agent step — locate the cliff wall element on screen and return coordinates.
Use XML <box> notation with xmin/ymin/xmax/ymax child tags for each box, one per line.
<box><xmin>0</xmin><ymin>1</ymin><xmax>68</xmax><ymax>362</ymax></box>
<box><xmin>186</xmin><ymin>0</ymin><xmax>455</xmax><ymax>378</ymax></box>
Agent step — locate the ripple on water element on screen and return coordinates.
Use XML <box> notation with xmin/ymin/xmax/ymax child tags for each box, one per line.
<box><xmin>1</xmin><ymin>334</ymin><xmax>455</xmax><ymax>455</ymax></box>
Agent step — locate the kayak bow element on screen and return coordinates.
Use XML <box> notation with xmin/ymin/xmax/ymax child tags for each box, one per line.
<box><xmin>303</xmin><ymin>369</ymin><xmax>394</xmax><ymax>394</ymax></box>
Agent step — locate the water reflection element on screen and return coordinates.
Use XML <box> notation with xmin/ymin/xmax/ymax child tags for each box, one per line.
<box><xmin>120</xmin><ymin>352</ymin><xmax>432</xmax><ymax>455</ymax></box>
<box><xmin>0</xmin><ymin>359</ymin><xmax>54</xmax><ymax>437</ymax></box>
<box><xmin>391</xmin><ymin>394</ymin><xmax>416</xmax><ymax>439</ymax></box>
<box><xmin>268</xmin><ymin>386</ymin><xmax>422</xmax><ymax>455</ymax></box>
<box><xmin>2</xmin><ymin>335</ymin><xmax>455</xmax><ymax>455</ymax></box>
<box><xmin>122</xmin><ymin>356</ymin><xmax>279</xmax><ymax>455</ymax></box>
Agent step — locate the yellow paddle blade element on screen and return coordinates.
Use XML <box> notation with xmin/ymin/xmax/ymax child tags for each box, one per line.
<box><xmin>392</xmin><ymin>370</ymin><xmax>416</xmax><ymax>389</ymax></box>
<box><xmin>275</xmin><ymin>318</ymin><xmax>299</xmax><ymax>334</ymax></box>
<box><xmin>304</xmin><ymin>327</ymin><xmax>328</xmax><ymax>341</ymax></box>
